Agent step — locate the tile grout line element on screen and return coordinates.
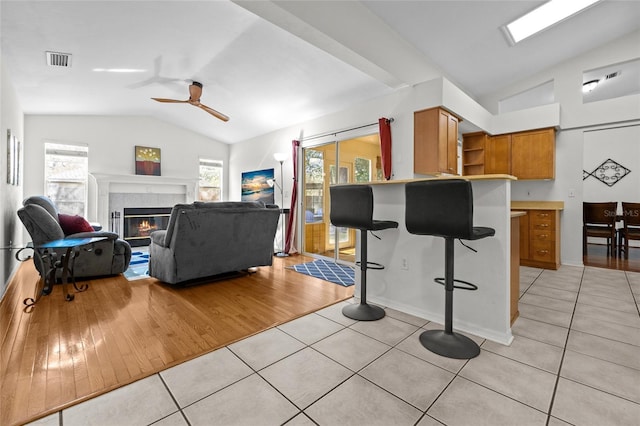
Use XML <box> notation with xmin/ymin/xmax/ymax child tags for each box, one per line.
<box><xmin>624</xmin><ymin>271</ymin><xmax>640</xmax><ymax>317</ymax></box>
<box><xmin>271</xmin><ymin>302</ymin><xmax>460</xmax><ymax>423</ymax></box>
<box><xmin>155</xmin><ymin>373</ymin><xmax>191</xmax><ymax>426</ymax></box>
<box><xmin>35</xmin><ymin>266</ymin><xmax>640</xmax><ymax>426</ymax></box>
<box><xmin>542</xmin><ymin>267</ymin><xmax>586</xmax><ymax>426</ymax></box>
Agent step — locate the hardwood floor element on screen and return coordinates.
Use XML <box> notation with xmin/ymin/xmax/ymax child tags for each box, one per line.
<box><xmin>583</xmin><ymin>243</ymin><xmax>640</xmax><ymax>272</ymax></box>
<box><xmin>0</xmin><ymin>254</ymin><xmax>353</xmax><ymax>426</ymax></box>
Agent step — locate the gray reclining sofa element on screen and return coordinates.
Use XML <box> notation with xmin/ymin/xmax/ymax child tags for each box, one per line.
<box><xmin>148</xmin><ymin>201</ymin><xmax>280</xmax><ymax>285</ymax></box>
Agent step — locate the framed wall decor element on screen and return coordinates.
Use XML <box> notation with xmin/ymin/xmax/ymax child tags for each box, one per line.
<box><xmin>6</xmin><ymin>129</ymin><xmax>20</xmax><ymax>185</ymax></box>
<box><xmin>241</xmin><ymin>168</ymin><xmax>275</xmax><ymax>204</ymax></box>
<box><xmin>15</xmin><ymin>137</ymin><xmax>21</xmax><ymax>185</ymax></box>
<box><xmin>135</xmin><ymin>146</ymin><xmax>161</xmax><ymax>176</ymax></box>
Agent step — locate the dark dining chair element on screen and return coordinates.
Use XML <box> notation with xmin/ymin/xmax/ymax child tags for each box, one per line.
<box><xmin>619</xmin><ymin>202</ymin><xmax>640</xmax><ymax>259</ymax></box>
<box><xmin>583</xmin><ymin>202</ymin><xmax>618</xmax><ymax>256</ymax></box>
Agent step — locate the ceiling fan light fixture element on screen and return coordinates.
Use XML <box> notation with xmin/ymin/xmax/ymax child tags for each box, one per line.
<box><xmin>582</xmin><ymin>79</ymin><xmax>600</xmax><ymax>93</ymax></box>
<box><xmin>151</xmin><ymin>81</ymin><xmax>229</xmax><ymax>122</ymax></box>
<box><xmin>504</xmin><ymin>0</ymin><xmax>602</xmax><ymax>44</ymax></box>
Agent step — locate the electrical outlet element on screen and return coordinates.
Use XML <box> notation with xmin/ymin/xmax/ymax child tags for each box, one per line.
<box><xmin>401</xmin><ymin>258</ymin><xmax>409</xmax><ymax>270</ymax></box>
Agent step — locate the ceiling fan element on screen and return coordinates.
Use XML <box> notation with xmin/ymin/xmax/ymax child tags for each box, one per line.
<box><xmin>151</xmin><ymin>81</ymin><xmax>229</xmax><ymax>122</ymax></box>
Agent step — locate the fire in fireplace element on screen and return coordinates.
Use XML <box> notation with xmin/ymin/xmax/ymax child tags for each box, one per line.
<box><xmin>123</xmin><ymin>207</ymin><xmax>172</xmax><ymax>247</ymax></box>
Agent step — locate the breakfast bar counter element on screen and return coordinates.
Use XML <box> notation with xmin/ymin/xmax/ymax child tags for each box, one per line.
<box><xmin>352</xmin><ymin>174</ymin><xmax>516</xmax><ymax>345</ymax></box>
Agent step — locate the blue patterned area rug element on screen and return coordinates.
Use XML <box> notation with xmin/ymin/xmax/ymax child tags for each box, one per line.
<box><xmin>290</xmin><ymin>259</ymin><xmax>355</xmax><ymax>287</ymax></box>
<box><xmin>124</xmin><ymin>250</ymin><xmax>150</xmax><ymax>281</ymax></box>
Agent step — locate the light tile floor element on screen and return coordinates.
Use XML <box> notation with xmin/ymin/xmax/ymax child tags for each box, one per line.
<box><xmin>29</xmin><ymin>265</ymin><xmax>640</xmax><ymax>426</ymax></box>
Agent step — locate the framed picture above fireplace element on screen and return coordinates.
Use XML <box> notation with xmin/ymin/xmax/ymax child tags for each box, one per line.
<box><xmin>135</xmin><ymin>146</ymin><xmax>161</xmax><ymax>176</ymax></box>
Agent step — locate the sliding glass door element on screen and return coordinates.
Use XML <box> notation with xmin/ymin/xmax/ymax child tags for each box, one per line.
<box><xmin>301</xmin><ymin>133</ymin><xmax>383</xmax><ymax>264</ymax></box>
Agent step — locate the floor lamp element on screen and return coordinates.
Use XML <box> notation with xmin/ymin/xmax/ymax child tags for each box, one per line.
<box><xmin>273</xmin><ymin>152</ymin><xmax>289</xmax><ymax>257</ymax></box>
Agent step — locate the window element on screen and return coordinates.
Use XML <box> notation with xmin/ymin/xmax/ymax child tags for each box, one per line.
<box><xmin>354</xmin><ymin>157</ymin><xmax>371</xmax><ymax>182</ymax></box>
<box><xmin>304</xmin><ymin>149</ymin><xmax>324</xmax><ymax>223</ymax></box>
<box><xmin>44</xmin><ymin>142</ymin><xmax>88</xmax><ymax>216</ymax></box>
<box><xmin>198</xmin><ymin>159</ymin><xmax>223</xmax><ymax>201</ymax></box>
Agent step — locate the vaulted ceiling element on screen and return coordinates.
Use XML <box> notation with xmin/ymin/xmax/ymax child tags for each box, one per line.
<box><xmin>2</xmin><ymin>1</ymin><xmax>639</xmax><ymax>144</ymax></box>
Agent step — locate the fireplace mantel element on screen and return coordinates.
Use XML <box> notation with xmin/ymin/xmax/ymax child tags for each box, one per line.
<box><xmin>91</xmin><ymin>173</ymin><xmax>198</xmax><ymax>234</ymax></box>
<box><xmin>91</xmin><ymin>173</ymin><xmax>198</xmax><ymax>188</ymax></box>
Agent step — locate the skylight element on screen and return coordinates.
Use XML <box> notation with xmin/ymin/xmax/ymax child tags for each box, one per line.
<box><xmin>505</xmin><ymin>0</ymin><xmax>601</xmax><ymax>44</ymax></box>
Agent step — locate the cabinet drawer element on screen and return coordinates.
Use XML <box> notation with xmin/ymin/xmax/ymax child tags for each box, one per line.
<box><xmin>530</xmin><ymin>210</ymin><xmax>555</xmax><ymax>230</ymax></box>
<box><xmin>531</xmin><ymin>241</ymin><xmax>555</xmax><ymax>261</ymax></box>
<box><xmin>531</xmin><ymin>221</ymin><xmax>554</xmax><ymax>231</ymax></box>
<box><xmin>530</xmin><ymin>210</ymin><xmax>554</xmax><ymax>221</ymax></box>
<box><xmin>513</xmin><ymin>205</ymin><xmax>561</xmax><ymax>270</ymax></box>
<box><xmin>532</xmin><ymin>229</ymin><xmax>555</xmax><ymax>242</ymax></box>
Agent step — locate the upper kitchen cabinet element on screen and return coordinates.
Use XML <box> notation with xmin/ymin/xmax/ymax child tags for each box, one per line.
<box><xmin>486</xmin><ymin>134</ymin><xmax>511</xmax><ymax>175</ymax></box>
<box><xmin>510</xmin><ymin>128</ymin><xmax>555</xmax><ymax>180</ymax></box>
<box><xmin>461</xmin><ymin>132</ymin><xmax>511</xmax><ymax>176</ymax></box>
<box><xmin>414</xmin><ymin>107</ymin><xmax>460</xmax><ymax>175</ymax></box>
<box><xmin>462</xmin><ymin>127</ymin><xmax>555</xmax><ymax>180</ymax></box>
<box><xmin>461</xmin><ymin>131</ymin><xmax>487</xmax><ymax>176</ymax></box>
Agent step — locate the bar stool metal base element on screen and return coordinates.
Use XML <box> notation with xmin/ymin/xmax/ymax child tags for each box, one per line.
<box><xmin>342</xmin><ymin>303</ymin><xmax>385</xmax><ymax>321</ymax></box>
<box><xmin>419</xmin><ymin>329</ymin><xmax>480</xmax><ymax>359</ymax></box>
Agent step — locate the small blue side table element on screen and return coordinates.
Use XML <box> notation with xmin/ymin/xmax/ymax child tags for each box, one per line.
<box><xmin>24</xmin><ymin>237</ymin><xmax>107</xmax><ymax>310</ymax></box>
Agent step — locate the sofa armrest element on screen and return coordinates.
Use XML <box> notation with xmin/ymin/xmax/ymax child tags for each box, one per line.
<box><xmin>66</xmin><ymin>231</ymin><xmax>119</xmax><ymax>240</ymax></box>
<box><xmin>150</xmin><ymin>230</ymin><xmax>168</xmax><ymax>248</ymax></box>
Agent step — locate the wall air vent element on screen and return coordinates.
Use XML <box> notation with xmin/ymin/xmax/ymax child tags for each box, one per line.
<box><xmin>605</xmin><ymin>71</ymin><xmax>620</xmax><ymax>80</ymax></box>
<box><xmin>46</xmin><ymin>51</ymin><xmax>72</xmax><ymax>68</ymax></box>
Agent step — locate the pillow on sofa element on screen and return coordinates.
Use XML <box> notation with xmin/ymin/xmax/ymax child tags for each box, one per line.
<box><xmin>58</xmin><ymin>213</ymin><xmax>95</xmax><ymax>235</ymax></box>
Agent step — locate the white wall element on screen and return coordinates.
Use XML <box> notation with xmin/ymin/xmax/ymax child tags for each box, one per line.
<box><xmin>479</xmin><ymin>30</ymin><xmax>640</xmax><ymax>124</ymax></box>
<box><xmin>229</xmin><ymin>85</ymin><xmax>418</xmax><ymax>205</ymax></box>
<box><xmin>0</xmin><ymin>61</ymin><xmax>25</xmax><ymax>298</ymax></box>
<box><xmin>231</xmin><ymin>30</ymin><xmax>640</xmax><ymax>269</ymax></box>
<box><xmin>23</xmin><ymin>115</ymin><xmax>229</xmax><ymax>248</ymax></box>
<box><xmin>24</xmin><ymin>115</ymin><xmax>229</xmax><ymax>211</ymax></box>
<box><xmin>8</xmin><ymin>27</ymin><xmax>640</xmax><ymax>300</ymax></box>
<box><xmin>229</xmin><ymin>76</ymin><xmax>560</xmax><ymax>204</ymax></box>
<box><xmin>583</xmin><ymin>125</ymin><xmax>640</xmax><ymax>204</ymax></box>
<box><xmin>483</xmin><ymin>30</ymin><xmax>640</xmax><ymax>267</ymax></box>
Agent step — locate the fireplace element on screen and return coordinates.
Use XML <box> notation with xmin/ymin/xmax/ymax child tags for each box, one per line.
<box><xmin>123</xmin><ymin>207</ymin><xmax>172</xmax><ymax>247</ymax></box>
<box><xmin>91</xmin><ymin>173</ymin><xmax>198</xmax><ymax>236</ymax></box>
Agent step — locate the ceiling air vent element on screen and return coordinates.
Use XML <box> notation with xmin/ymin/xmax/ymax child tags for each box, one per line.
<box><xmin>46</xmin><ymin>51</ymin><xmax>72</xmax><ymax>68</ymax></box>
<box><xmin>605</xmin><ymin>71</ymin><xmax>620</xmax><ymax>80</ymax></box>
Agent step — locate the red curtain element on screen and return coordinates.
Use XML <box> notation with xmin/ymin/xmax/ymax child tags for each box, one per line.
<box><xmin>285</xmin><ymin>140</ymin><xmax>300</xmax><ymax>254</ymax></box>
<box><xmin>379</xmin><ymin>118</ymin><xmax>392</xmax><ymax>180</ymax></box>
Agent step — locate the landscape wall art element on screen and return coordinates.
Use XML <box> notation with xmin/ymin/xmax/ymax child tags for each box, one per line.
<box><xmin>241</xmin><ymin>168</ymin><xmax>275</xmax><ymax>204</ymax></box>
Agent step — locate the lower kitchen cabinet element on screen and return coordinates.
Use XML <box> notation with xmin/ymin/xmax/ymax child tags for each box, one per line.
<box><xmin>512</xmin><ymin>201</ymin><xmax>564</xmax><ymax>270</ymax></box>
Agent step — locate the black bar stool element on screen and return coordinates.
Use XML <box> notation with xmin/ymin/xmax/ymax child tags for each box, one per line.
<box><xmin>405</xmin><ymin>179</ymin><xmax>495</xmax><ymax>359</ymax></box>
<box><xmin>330</xmin><ymin>184</ymin><xmax>398</xmax><ymax>321</ymax></box>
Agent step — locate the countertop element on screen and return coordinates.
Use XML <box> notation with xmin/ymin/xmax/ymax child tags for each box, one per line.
<box><xmin>356</xmin><ymin>174</ymin><xmax>517</xmax><ymax>186</ymax></box>
<box><xmin>511</xmin><ymin>201</ymin><xmax>564</xmax><ymax>210</ymax></box>
<box><xmin>511</xmin><ymin>211</ymin><xmax>527</xmax><ymax>218</ymax></box>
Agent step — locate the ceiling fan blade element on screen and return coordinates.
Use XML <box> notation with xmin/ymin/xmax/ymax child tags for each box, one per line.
<box><xmin>152</xmin><ymin>81</ymin><xmax>228</xmax><ymax>122</ymax></box>
<box><xmin>151</xmin><ymin>98</ymin><xmax>188</xmax><ymax>103</ymax></box>
<box><xmin>197</xmin><ymin>103</ymin><xmax>230</xmax><ymax>122</ymax></box>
